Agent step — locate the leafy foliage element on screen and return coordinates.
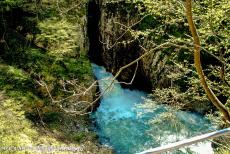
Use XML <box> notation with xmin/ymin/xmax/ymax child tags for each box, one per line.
<box><xmin>123</xmin><ymin>0</ymin><xmax>230</xmax><ymax>113</ymax></box>
<box><xmin>0</xmin><ymin>0</ymin><xmax>108</xmax><ymax>152</ymax></box>
<box><xmin>0</xmin><ymin>0</ymin><xmax>25</xmax><ymax>10</ymax></box>
<box><xmin>36</xmin><ymin>18</ymin><xmax>81</xmax><ymax>56</ymax></box>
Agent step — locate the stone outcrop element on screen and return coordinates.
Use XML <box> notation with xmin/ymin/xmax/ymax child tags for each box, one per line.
<box><xmin>89</xmin><ymin>1</ymin><xmax>146</xmax><ymax>91</ymax></box>
<box><xmin>88</xmin><ymin>0</ymin><xmax>174</xmax><ymax>91</ymax></box>
<box><xmin>87</xmin><ymin>0</ymin><xmax>216</xmax><ymax>113</ymax></box>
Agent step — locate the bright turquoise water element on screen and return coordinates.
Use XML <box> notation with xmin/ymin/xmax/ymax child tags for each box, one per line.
<box><xmin>91</xmin><ymin>64</ymin><xmax>215</xmax><ymax>154</ymax></box>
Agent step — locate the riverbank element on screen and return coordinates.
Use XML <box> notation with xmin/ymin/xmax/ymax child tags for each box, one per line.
<box><xmin>0</xmin><ymin>1</ymin><xmax>112</xmax><ymax>153</ymax></box>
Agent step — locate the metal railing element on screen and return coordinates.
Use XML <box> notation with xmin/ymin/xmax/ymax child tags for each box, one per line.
<box><xmin>137</xmin><ymin>128</ymin><xmax>230</xmax><ymax>154</ymax></box>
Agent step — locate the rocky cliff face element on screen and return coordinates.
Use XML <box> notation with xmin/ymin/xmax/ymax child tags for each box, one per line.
<box><xmin>89</xmin><ymin>1</ymin><xmax>149</xmax><ymax>91</ymax></box>
<box><xmin>87</xmin><ymin>0</ymin><xmax>215</xmax><ymax>113</ymax></box>
<box><xmin>89</xmin><ymin>0</ymin><xmax>175</xmax><ymax>91</ymax></box>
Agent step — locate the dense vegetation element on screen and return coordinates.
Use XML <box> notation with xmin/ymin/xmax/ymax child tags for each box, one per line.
<box><xmin>0</xmin><ymin>0</ymin><xmax>229</xmax><ymax>153</ymax></box>
<box><xmin>0</xmin><ymin>0</ymin><xmax>110</xmax><ymax>153</ymax></box>
<box><xmin>122</xmin><ymin>0</ymin><xmax>230</xmax><ymax>116</ymax></box>
<box><xmin>130</xmin><ymin>0</ymin><xmax>230</xmax><ymax>152</ymax></box>
<box><xmin>97</xmin><ymin>0</ymin><xmax>230</xmax><ymax>152</ymax></box>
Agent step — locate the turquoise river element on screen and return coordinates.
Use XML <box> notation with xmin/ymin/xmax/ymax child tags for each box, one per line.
<box><xmin>91</xmin><ymin>64</ymin><xmax>216</xmax><ymax>154</ymax></box>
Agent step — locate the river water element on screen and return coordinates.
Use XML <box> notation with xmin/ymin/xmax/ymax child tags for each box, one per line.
<box><xmin>91</xmin><ymin>64</ymin><xmax>215</xmax><ymax>154</ymax></box>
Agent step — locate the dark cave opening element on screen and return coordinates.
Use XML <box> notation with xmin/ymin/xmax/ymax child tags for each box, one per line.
<box><xmin>87</xmin><ymin>0</ymin><xmax>103</xmax><ymax>65</ymax></box>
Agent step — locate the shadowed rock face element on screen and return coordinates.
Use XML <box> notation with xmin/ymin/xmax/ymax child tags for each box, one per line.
<box><xmin>88</xmin><ymin>1</ymin><xmax>190</xmax><ymax>92</ymax></box>
<box><xmin>102</xmin><ymin>39</ymin><xmax>152</xmax><ymax>92</ymax></box>
<box><xmin>87</xmin><ymin>0</ymin><xmax>153</xmax><ymax>92</ymax></box>
<box><xmin>87</xmin><ymin>0</ymin><xmax>179</xmax><ymax>93</ymax></box>
<box><xmin>87</xmin><ymin>0</ymin><xmax>218</xmax><ymax>114</ymax></box>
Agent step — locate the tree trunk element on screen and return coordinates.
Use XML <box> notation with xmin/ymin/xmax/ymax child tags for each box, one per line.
<box><xmin>185</xmin><ymin>0</ymin><xmax>230</xmax><ymax>123</ymax></box>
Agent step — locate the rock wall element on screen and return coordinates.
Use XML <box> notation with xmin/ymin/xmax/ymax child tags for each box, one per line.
<box><xmin>88</xmin><ymin>0</ymin><xmax>173</xmax><ymax>91</ymax></box>
<box><xmin>87</xmin><ymin>0</ymin><xmax>214</xmax><ymax>113</ymax></box>
<box><xmin>94</xmin><ymin>1</ymin><xmax>151</xmax><ymax>91</ymax></box>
